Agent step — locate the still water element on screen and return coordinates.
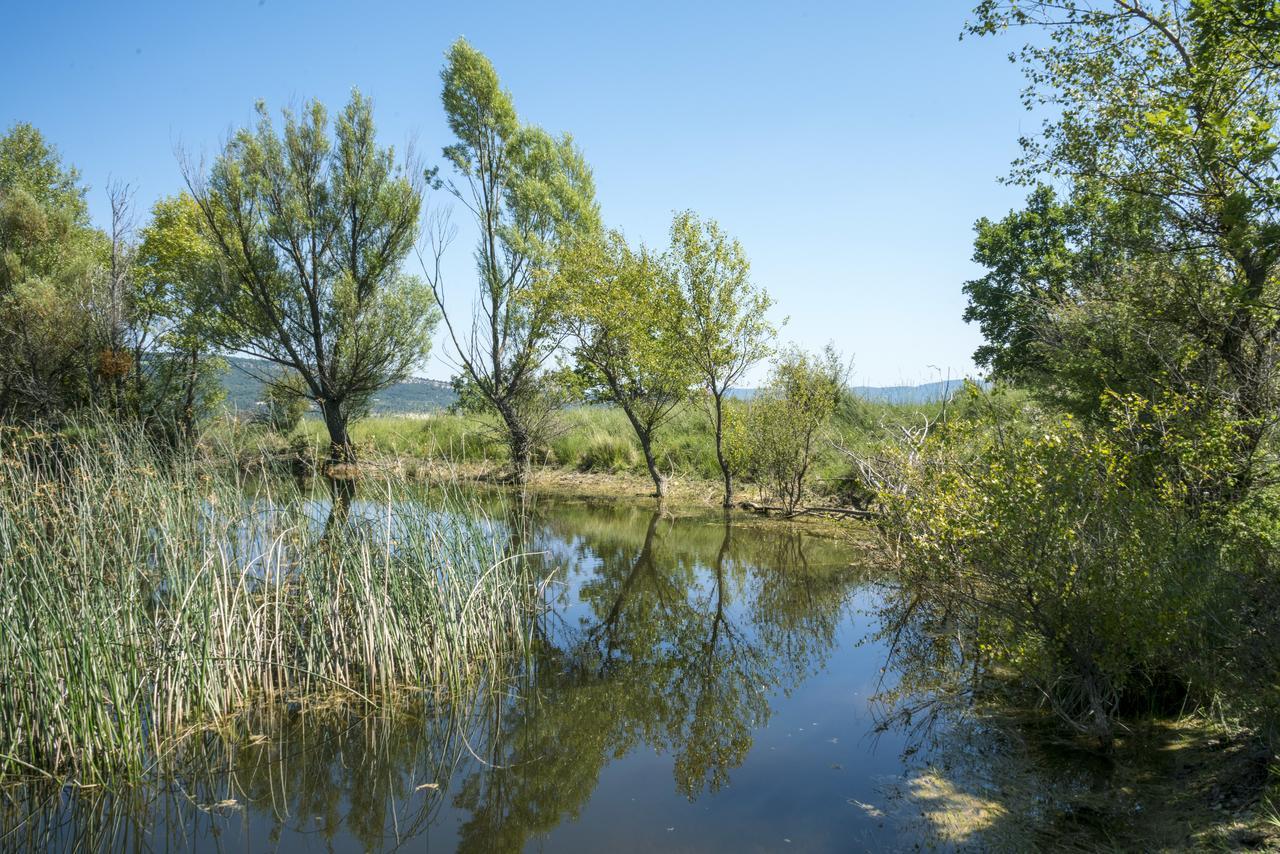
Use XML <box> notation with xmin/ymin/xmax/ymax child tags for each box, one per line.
<box><xmin>4</xmin><ymin>492</ymin><xmax>947</xmax><ymax>853</ymax></box>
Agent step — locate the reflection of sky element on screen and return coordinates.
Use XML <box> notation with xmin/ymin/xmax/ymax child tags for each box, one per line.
<box><xmin>19</xmin><ymin>494</ymin><xmax>926</xmax><ymax>853</ymax></box>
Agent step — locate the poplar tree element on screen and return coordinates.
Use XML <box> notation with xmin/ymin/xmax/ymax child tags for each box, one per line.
<box><xmin>430</xmin><ymin>39</ymin><xmax>599</xmax><ymax>484</ymax></box>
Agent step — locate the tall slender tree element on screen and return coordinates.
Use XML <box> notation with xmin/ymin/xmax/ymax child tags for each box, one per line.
<box><xmin>428</xmin><ymin>38</ymin><xmax>599</xmax><ymax>485</ymax></box>
<box><xmin>668</xmin><ymin>211</ymin><xmax>775</xmax><ymax>507</ymax></box>
<box><xmin>185</xmin><ymin>91</ymin><xmax>438</xmax><ymax>463</ymax></box>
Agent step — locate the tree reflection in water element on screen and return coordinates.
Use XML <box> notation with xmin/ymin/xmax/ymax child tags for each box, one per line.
<box><xmin>450</xmin><ymin>501</ymin><xmax>859</xmax><ymax>852</ymax></box>
<box><xmin>1</xmin><ymin>496</ymin><xmax>864</xmax><ymax>854</ymax></box>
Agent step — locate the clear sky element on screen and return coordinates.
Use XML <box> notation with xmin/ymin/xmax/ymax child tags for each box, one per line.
<box><xmin>1</xmin><ymin>0</ymin><xmax>1031</xmax><ymax>387</ymax></box>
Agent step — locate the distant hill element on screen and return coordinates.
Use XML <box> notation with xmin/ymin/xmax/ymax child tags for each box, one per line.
<box><xmin>220</xmin><ymin>357</ymin><xmax>456</xmax><ymax>416</ymax></box>
<box><xmin>220</xmin><ymin>357</ymin><xmax>976</xmax><ymax>416</ymax></box>
<box><xmin>849</xmin><ymin>378</ymin><xmax>977</xmax><ymax>404</ymax></box>
<box><xmin>728</xmin><ymin>378</ymin><xmax>978</xmax><ymax>405</ymax></box>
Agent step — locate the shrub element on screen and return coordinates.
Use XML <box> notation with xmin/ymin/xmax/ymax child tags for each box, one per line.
<box><xmin>738</xmin><ymin>345</ymin><xmax>845</xmax><ymax>511</ymax></box>
<box><xmin>873</xmin><ymin>389</ymin><xmax>1244</xmax><ymax>747</ymax></box>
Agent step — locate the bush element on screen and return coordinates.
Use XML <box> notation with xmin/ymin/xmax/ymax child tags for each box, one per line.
<box><xmin>573</xmin><ymin>430</ymin><xmax>637</xmax><ymax>472</ymax></box>
<box><xmin>736</xmin><ymin>345</ymin><xmax>845</xmax><ymax>511</ymax></box>
<box><xmin>872</xmin><ymin>388</ymin><xmax>1251</xmax><ymax>747</ymax></box>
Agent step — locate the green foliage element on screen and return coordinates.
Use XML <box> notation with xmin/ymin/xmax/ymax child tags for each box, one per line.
<box><xmin>190</xmin><ymin>91</ymin><xmax>438</xmax><ymax>461</ymax></box>
<box><xmin>0</xmin><ymin>122</ymin><xmax>87</xmax><ymax>223</ymax></box>
<box><xmin>964</xmin><ymin>1</ymin><xmax>1280</xmax><ymax>491</ymax></box>
<box><xmin>876</xmin><ymin>386</ymin><xmax>1253</xmax><ymax>744</ymax></box>
<box><xmin>133</xmin><ymin>193</ymin><xmax>227</xmax><ymax>440</ymax></box>
<box><xmin>257</xmin><ymin>369</ymin><xmax>311</xmax><ymax>435</ymax></box>
<box><xmin>544</xmin><ymin>230</ymin><xmax>694</xmax><ymax>494</ymax></box>
<box><xmin>737</xmin><ymin>345</ymin><xmax>846</xmax><ymax>511</ymax></box>
<box><xmin>435</xmin><ymin>38</ymin><xmax>600</xmax><ymax>481</ymax></box>
<box><xmin>667</xmin><ymin>210</ymin><xmax>775</xmax><ymax>504</ymax></box>
<box><xmin>0</xmin><ymin>123</ymin><xmax>99</xmax><ymax>418</ymax></box>
<box><xmin>568</xmin><ymin>428</ymin><xmax>638</xmax><ymax>473</ymax></box>
<box><xmin>857</xmin><ymin>4</ymin><xmax>1280</xmax><ymax>752</ymax></box>
<box><xmin>0</xmin><ymin>423</ymin><xmax>535</xmax><ymax>783</ymax></box>
<box><xmin>964</xmin><ymin>185</ymin><xmax>1091</xmax><ymax>382</ymax></box>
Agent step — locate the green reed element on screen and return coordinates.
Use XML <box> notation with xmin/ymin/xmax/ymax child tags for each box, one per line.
<box><xmin>0</xmin><ymin>425</ymin><xmax>539</xmax><ymax>784</ymax></box>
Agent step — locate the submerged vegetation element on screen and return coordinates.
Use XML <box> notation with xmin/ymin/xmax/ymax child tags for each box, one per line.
<box><xmin>0</xmin><ymin>425</ymin><xmax>537</xmax><ymax>783</ymax></box>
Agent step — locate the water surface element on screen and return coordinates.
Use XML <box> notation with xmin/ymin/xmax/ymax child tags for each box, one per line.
<box><xmin>4</xmin><ymin>491</ymin><xmax>935</xmax><ymax>853</ymax></box>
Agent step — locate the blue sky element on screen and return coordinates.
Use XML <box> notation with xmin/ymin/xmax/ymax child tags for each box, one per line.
<box><xmin>1</xmin><ymin>0</ymin><xmax>1031</xmax><ymax>386</ymax></box>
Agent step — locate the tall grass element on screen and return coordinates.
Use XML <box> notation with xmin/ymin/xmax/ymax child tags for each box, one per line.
<box><xmin>208</xmin><ymin>394</ymin><xmax>958</xmax><ymax>501</ymax></box>
<box><xmin>0</xmin><ymin>425</ymin><xmax>539</xmax><ymax>784</ymax></box>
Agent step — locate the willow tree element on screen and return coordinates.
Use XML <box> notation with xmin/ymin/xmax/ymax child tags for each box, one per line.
<box><xmin>668</xmin><ymin>211</ymin><xmax>774</xmax><ymax>507</ymax></box>
<box><xmin>548</xmin><ymin>232</ymin><xmax>693</xmax><ymax>499</ymax></box>
<box><xmin>186</xmin><ymin>91</ymin><xmax>437</xmax><ymax>463</ymax></box>
<box><xmin>429</xmin><ymin>38</ymin><xmax>599</xmax><ymax>484</ymax></box>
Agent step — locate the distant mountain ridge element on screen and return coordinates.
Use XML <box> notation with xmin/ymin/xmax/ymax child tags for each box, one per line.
<box><xmin>727</xmin><ymin>378</ymin><xmax>977</xmax><ymax>405</ymax></box>
<box><xmin>221</xmin><ymin>357</ymin><xmax>978</xmax><ymax>415</ymax></box>
<box><xmin>848</xmin><ymin>378</ymin><xmax>977</xmax><ymax>404</ymax></box>
<box><xmin>220</xmin><ymin>357</ymin><xmax>455</xmax><ymax>415</ymax></box>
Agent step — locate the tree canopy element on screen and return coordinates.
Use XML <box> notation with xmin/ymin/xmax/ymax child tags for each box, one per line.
<box><xmin>430</xmin><ymin>38</ymin><xmax>600</xmax><ymax>483</ymax></box>
<box><xmin>187</xmin><ymin>91</ymin><xmax>438</xmax><ymax>461</ymax></box>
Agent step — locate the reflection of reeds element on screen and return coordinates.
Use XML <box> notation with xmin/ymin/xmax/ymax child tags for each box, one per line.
<box><xmin>0</xmin><ymin>426</ymin><xmax>539</xmax><ymax>785</ymax></box>
<box><xmin>0</xmin><ymin>691</ymin><xmax>501</xmax><ymax>852</ymax></box>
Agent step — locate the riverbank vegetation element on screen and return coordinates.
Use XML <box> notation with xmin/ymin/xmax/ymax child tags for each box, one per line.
<box><xmin>9</xmin><ymin>0</ymin><xmax>1280</xmax><ymax>844</ymax></box>
<box><xmin>0</xmin><ymin>425</ymin><xmax>537</xmax><ymax>783</ymax></box>
<box><xmin>852</xmin><ymin>2</ymin><xmax>1280</xmax><ymax>844</ymax></box>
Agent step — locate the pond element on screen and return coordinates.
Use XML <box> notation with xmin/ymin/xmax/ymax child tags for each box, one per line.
<box><xmin>3</xmin><ymin>489</ymin><xmax>963</xmax><ymax>853</ymax></box>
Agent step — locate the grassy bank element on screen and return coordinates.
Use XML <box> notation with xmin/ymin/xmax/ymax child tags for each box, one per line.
<box><xmin>0</xmin><ymin>426</ymin><xmax>538</xmax><ymax>784</ymax></box>
<box><xmin>210</xmin><ymin>396</ymin><xmax>947</xmax><ymax>505</ymax></box>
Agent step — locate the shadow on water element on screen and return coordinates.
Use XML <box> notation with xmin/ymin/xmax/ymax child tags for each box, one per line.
<box><xmin>2</xmin><ymin>487</ymin><xmax>941</xmax><ymax>853</ymax></box>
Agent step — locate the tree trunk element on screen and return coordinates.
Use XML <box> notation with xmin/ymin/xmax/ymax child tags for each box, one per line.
<box><xmin>180</xmin><ymin>348</ymin><xmax>199</xmax><ymax>444</ymax></box>
<box><xmin>712</xmin><ymin>393</ymin><xmax>733</xmax><ymax>507</ymax></box>
<box><xmin>637</xmin><ymin>428</ymin><xmax>667</xmax><ymax>499</ymax></box>
<box><xmin>498</xmin><ymin>404</ymin><xmax>531</xmax><ymax>486</ymax></box>
<box><xmin>320</xmin><ymin>398</ymin><xmax>355</xmax><ymax>464</ymax></box>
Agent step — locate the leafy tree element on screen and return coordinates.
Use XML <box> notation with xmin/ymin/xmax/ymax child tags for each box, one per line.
<box><xmin>0</xmin><ymin>123</ymin><xmax>99</xmax><ymax>419</ymax></box>
<box><xmin>741</xmin><ymin>345</ymin><xmax>845</xmax><ymax>512</ymax></box>
<box><xmin>133</xmin><ymin>193</ymin><xmax>227</xmax><ymax>441</ymax></box>
<box><xmin>965</xmin><ymin>0</ymin><xmax>1280</xmax><ymax>494</ymax></box>
<box><xmin>964</xmin><ymin>185</ymin><xmax>1089</xmax><ymax>383</ymax></box>
<box><xmin>548</xmin><ymin>232</ymin><xmax>694</xmax><ymax>498</ymax></box>
<box><xmin>185</xmin><ymin>92</ymin><xmax>438</xmax><ymax>463</ymax></box>
<box><xmin>668</xmin><ymin>211</ymin><xmax>774</xmax><ymax>507</ymax></box>
<box><xmin>428</xmin><ymin>38</ymin><xmax>600</xmax><ymax>485</ymax></box>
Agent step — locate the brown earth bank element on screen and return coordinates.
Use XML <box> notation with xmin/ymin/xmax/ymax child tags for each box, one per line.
<box><xmin>228</xmin><ymin>444</ymin><xmax>865</xmax><ymax>525</ymax></box>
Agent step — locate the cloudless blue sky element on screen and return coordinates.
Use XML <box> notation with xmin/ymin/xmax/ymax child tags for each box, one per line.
<box><xmin>1</xmin><ymin>0</ymin><xmax>1032</xmax><ymax>386</ymax></box>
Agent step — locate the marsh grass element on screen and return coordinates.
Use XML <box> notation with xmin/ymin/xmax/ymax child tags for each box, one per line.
<box><xmin>213</xmin><ymin>398</ymin><xmax>930</xmax><ymax>484</ymax></box>
<box><xmin>0</xmin><ymin>424</ymin><xmax>540</xmax><ymax>785</ymax></box>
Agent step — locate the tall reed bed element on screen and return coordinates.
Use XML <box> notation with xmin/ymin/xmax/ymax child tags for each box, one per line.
<box><xmin>0</xmin><ymin>426</ymin><xmax>539</xmax><ymax>784</ymax></box>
